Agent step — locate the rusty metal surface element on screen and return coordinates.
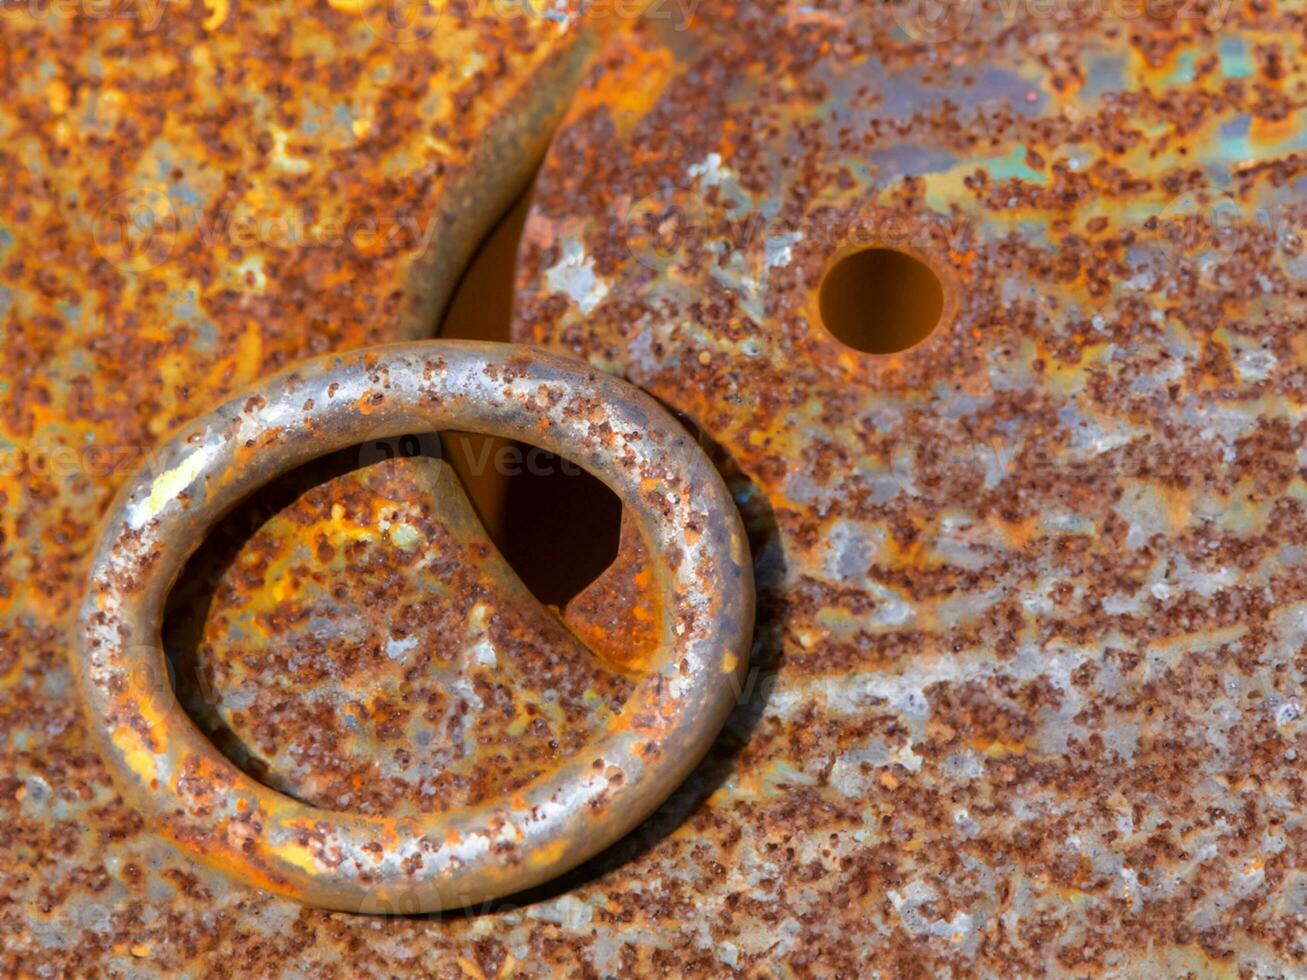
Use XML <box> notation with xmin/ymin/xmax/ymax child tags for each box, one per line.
<box><xmin>0</xmin><ymin>0</ymin><xmax>692</xmax><ymax>973</ymax></box>
<box><xmin>5</xmin><ymin>0</ymin><xmax>1307</xmax><ymax>975</ymax></box>
<box><xmin>507</xmin><ymin>0</ymin><xmax>1307</xmax><ymax>975</ymax></box>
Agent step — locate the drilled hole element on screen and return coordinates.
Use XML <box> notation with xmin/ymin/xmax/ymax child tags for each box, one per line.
<box><xmin>818</xmin><ymin>247</ymin><xmax>945</xmax><ymax>354</ymax></box>
<box><xmin>440</xmin><ymin>185</ymin><xmax>621</xmax><ymax>607</ymax></box>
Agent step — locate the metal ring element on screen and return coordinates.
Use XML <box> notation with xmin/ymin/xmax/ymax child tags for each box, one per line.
<box><xmin>76</xmin><ymin>340</ymin><xmax>753</xmax><ymax>913</ymax></box>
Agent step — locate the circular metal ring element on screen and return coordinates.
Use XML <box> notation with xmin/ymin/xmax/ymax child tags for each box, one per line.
<box><xmin>76</xmin><ymin>340</ymin><xmax>753</xmax><ymax>913</ymax></box>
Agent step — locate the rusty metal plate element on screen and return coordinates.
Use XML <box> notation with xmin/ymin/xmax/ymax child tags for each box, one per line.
<box><xmin>0</xmin><ymin>0</ymin><xmax>682</xmax><ymax>973</ymax></box>
<box><xmin>507</xmin><ymin>1</ymin><xmax>1307</xmax><ymax>975</ymax></box>
<box><xmin>5</xmin><ymin>0</ymin><xmax>1306</xmax><ymax>976</ymax></box>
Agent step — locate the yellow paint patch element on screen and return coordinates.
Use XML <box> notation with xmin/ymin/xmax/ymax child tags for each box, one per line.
<box><xmin>236</xmin><ymin>322</ymin><xmax>263</xmax><ymax>380</ymax></box>
<box><xmin>202</xmin><ymin>0</ymin><xmax>229</xmax><ymax>30</ymax></box>
<box><xmin>974</xmin><ymin>737</ymin><xmax>1027</xmax><ymax>758</ymax></box>
<box><xmin>350</xmin><ymin>103</ymin><xmax>376</xmax><ymax>140</ymax></box>
<box><xmin>123</xmin><ymin>745</ymin><xmax>158</xmax><ymax>783</ymax></box>
<box><xmin>270</xmin><ymin>127</ymin><xmax>310</xmax><ymax>175</ymax></box>
<box><xmin>275</xmin><ymin>839</ymin><xmax>321</xmax><ymax>875</ymax></box>
<box><xmin>468</xmin><ymin>601</ymin><xmax>491</xmax><ymax>631</ymax></box>
<box><xmin>145</xmin><ymin>443</ymin><xmax>215</xmax><ymax>516</ymax></box>
<box><xmin>795</xmin><ymin>628</ymin><xmax>821</xmax><ymax>650</ymax></box>
<box><xmin>47</xmin><ymin>80</ymin><xmax>70</xmax><ymax>115</ymax></box>
<box><xmin>529</xmin><ymin>837</ymin><xmax>568</xmax><ymax>868</ymax></box>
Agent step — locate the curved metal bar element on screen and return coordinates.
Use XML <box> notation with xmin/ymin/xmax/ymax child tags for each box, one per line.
<box><xmin>75</xmin><ymin>340</ymin><xmax>754</xmax><ymax>913</ymax></box>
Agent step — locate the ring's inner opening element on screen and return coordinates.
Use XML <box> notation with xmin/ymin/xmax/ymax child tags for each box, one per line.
<box><xmin>437</xmin><ymin>432</ymin><xmax>622</xmax><ymax>606</ymax></box>
<box><xmin>162</xmin><ymin>432</ymin><xmax>636</xmax><ymax>820</ymax></box>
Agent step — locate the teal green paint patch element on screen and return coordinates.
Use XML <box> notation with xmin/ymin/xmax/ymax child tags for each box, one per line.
<box><xmin>988</xmin><ymin>145</ymin><xmax>1047</xmax><ymax>185</ymax></box>
<box><xmin>1219</xmin><ymin>37</ymin><xmax>1252</xmax><ymax>79</ymax></box>
<box><xmin>1163</xmin><ymin>50</ymin><xmax>1197</xmax><ymax>86</ymax></box>
<box><xmin>55</xmin><ymin>301</ymin><xmax>83</xmax><ymax>329</ymax></box>
<box><xmin>868</xmin><ymin>144</ymin><xmax>958</xmax><ymax>179</ymax></box>
<box><xmin>1213</xmin><ymin>114</ymin><xmax>1256</xmax><ymax>165</ymax></box>
<box><xmin>1004</xmin><ymin>217</ymin><xmax>1052</xmax><ymax>248</ymax></box>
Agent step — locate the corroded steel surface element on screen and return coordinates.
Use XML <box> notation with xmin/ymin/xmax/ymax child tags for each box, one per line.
<box><xmin>76</xmin><ymin>341</ymin><xmax>753</xmax><ymax>912</ymax></box>
<box><xmin>562</xmin><ymin>510</ymin><xmax>664</xmax><ymax>673</ymax></box>
<box><xmin>5</xmin><ymin>0</ymin><xmax>1307</xmax><ymax>974</ymax></box>
<box><xmin>0</xmin><ymin>0</ymin><xmax>686</xmax><ymax>973</ymax></box>
<box><xmin>509</xmin><ymin>1</ymin><xmax>1307</xmax><ymax>974</ymax></box>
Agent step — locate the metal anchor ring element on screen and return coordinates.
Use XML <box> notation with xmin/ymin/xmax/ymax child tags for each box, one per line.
<box><xmin>76</xmin><ymin>340</ymin><xmax>754</xmax><ymax>913</ymax></box>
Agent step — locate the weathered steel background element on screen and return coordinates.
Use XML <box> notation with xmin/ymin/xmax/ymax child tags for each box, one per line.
<box><xmin>3</xmin><ymin>0</ymin><xmax>1306</xmax><ymax>974</ymax></box>
<box><xmin>511</xmin><ymin>0</ymin><xmax>1307</xmax><ymax>974</ymax></box>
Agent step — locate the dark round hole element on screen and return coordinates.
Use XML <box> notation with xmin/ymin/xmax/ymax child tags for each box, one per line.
<box><xmin>818</xmin><ymin>247</ymin><xmax>946</xmax><ymax>354</ymax></box>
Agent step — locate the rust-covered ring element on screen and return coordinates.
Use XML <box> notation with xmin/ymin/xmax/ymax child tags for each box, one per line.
<box><xmin>76</xmin><ymin>340</ymin><xmax>753</xmax><ymax>913</ymax></box>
